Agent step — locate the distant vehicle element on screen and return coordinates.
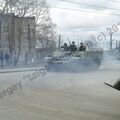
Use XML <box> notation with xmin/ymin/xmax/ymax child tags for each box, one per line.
<box><xmin>114</xmin><ymin>47</ymin><xmax>120</xmax><ymax>60</ymax></box>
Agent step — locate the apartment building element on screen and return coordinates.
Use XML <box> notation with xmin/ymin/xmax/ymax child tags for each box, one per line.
<box><xmin>0</xmin><ymin>13</ymin><xmax>36</xmax><ymax>63</ymax></box>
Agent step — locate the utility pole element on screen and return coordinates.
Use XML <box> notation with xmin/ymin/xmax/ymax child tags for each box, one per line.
<box><xmin>109</xmin><ymin>32</ymin><xmax>113</xmax><ymax>52</ymax></box>
<box><xmin>117</xmin><ymin>40</ymin><xmax>120</xmax><ymax>49</ymax></box>
<box><xmin>58</xmin><ymin>35</ymin><xmax>61</xmax><ymax>51</ymax></box>
<box><xmin>107</xmin><ymin>41</ymin><xmax>109</xmax><ymax>51</ymax></box>
<box><xmin>116</xmin><ymin>40</ymin><xmax>118</xmax><ymax>48</ymax></box>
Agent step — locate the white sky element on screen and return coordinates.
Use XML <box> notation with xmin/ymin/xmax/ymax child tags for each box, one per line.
<box><xmin>47</xmin><ymin>0</ymin><xmax>120</xmax><ymax>49</ymax></box>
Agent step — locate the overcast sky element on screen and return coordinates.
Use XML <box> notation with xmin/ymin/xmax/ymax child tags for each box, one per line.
<box><xmin>47</xmin><ymin>0</ymin><xmax>120</xmax><ymax>48</ymax></box>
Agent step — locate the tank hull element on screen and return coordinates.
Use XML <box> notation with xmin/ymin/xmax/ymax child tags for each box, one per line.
<box><xmin>46</xmin><ymin>58</ymin><xmax>101</xmax><ymax>72</ymax></box>
<box><xmin>44</xmin><ymin>50</ymin><xmax>103</xmax><ymax>72</ymax></box>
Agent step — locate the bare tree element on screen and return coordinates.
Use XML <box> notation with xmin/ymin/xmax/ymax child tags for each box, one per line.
<box><xmin>36</xmin><ymin>17</ymin><xmax>57</xmax><ymax>58</ymax></box>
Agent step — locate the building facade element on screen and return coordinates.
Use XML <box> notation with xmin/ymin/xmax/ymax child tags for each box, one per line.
<box><xmin>0</xmin><ymin>13</ymin><xmax>36</xmax><ymax>63</ymax></box>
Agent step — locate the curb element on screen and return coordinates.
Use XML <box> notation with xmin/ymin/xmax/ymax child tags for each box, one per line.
<box><xmin>0</xmin><ymin>67</ymin><xmax>45</xmax><ymax>74</ymax></box>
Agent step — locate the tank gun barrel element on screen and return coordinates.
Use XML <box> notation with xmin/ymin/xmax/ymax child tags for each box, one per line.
<box><xmin>67</xmin><ymin>38</ymin><xmax>71</xmax><ymax>45</ymax></box>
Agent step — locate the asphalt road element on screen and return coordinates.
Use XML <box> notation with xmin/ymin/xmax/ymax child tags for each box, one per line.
<box><xmin>0</xmin><ymin>58</ymin><xmax>120</xmax><ymax>120</ymax></box>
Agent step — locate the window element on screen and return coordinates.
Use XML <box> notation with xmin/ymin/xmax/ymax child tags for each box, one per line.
<box><xmin>4</xmin><ymin>26</ymin><xmax>9</xmax><ymax>32</ymax></box>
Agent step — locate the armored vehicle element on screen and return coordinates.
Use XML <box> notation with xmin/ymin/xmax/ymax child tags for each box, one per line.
<box><xmin>44</xmin><ymin>48</ymin><xmax>103</xmax><ymax>72</ymax></box>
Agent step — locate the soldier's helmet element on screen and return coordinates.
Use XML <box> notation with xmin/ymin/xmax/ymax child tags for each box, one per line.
<box><xmin>72</xmin><ymin>41</ymin><xmax>75</xmax><ymax>44</ymax></box>
<box><xmin>64</xmin><ymin>43</ymin><xmax>67</xmax><ymax>46</ymax></box>
<box><xmin>80</xmin><ymin>43</ymin><xmax>83</xmax><ymax>45</ymax></box>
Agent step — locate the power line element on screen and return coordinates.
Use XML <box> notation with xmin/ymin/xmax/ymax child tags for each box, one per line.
<box><xmin>107</xmin><ymin>0</ymin><xmax>120</xmax><ymax>2</ymax></box>
<box><xmin>58</xmin><ymin>0</ymin><xmax>120</xmax><ymax>11</ymax></box>
<box><xmin>51</xmin><ymin>6</ymin><xmax>120</xmax><ymax>16</ymax></box>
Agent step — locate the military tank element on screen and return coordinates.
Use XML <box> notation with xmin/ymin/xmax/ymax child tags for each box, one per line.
<box><xmin>43</xmin><ymin>48</ymin><xmax>103</xmax><ymax>72</ymax></box>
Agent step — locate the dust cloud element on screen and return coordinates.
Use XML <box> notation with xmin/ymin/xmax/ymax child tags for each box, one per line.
<box><xmin>0</xmin><ymin>54</ymin><xmax>120</xmax><ymax>120</ymax></box>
